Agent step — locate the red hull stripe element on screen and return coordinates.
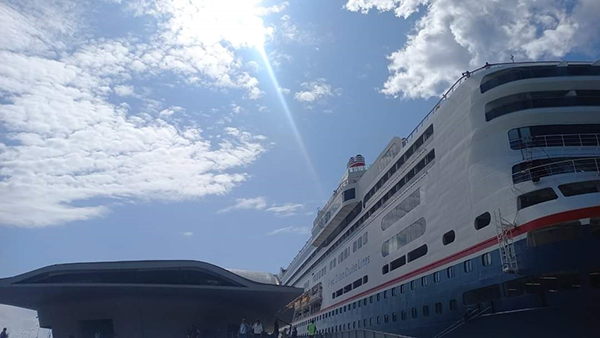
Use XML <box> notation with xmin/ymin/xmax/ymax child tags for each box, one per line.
<box><xmin>303</xmin><ymin>206</ymin><xmax>600</xmax><ymax>317</ymax></box>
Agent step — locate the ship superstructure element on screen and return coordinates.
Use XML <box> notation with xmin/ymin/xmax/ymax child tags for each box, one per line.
<box><xmin>280</xmin><ymin>61</ymin><xmax>600</xmax><ymax>338</ymax></box>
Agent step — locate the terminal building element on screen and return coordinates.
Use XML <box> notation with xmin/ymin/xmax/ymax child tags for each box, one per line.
<box><xmin>0</xmin><ymin>260</ymin><xmax>302</xmax><ymax>338</ymax></box>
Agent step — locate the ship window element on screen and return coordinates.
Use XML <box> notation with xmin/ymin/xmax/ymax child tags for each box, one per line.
<box><xmin>382</xmin><ymin>218</ymin><xmax>426</xmax><ymax>257</ymax></box>
<box><xmin>353</xmin><ymin>322</ymin><xmax>356</xmax><ymax>329</ymax></box>
<box><xmin>435</xmin><ymin>302</ymin><xmax>443</xmax><ymax>314</ymax></box>
<box><xmin>400</xmin><ymin>284</ymin><xmax>406</xmax><ymax>294</ymax></box>
<box><xmin>344</xmin><ymin>188</ymin><xmax>356</xmax><ymax>202</ymax></box>
<box><xmin>518</xmin><ymin>188</ymin><xmax>558</xmax><ymax>210</ymax></box>
<box><xmin>377</xmin><ymin>293</ymin><xmax>380</xmax><ymax>301</ymax></box>
<box><xmin>407</xmin><ymin>244</ymin><xmax>428</xmax><ymax>262</ymax></box>
<box><xmin>447</xmin><ymin>266</ymin><xmax>455</xmax><ymax>278</ymax></box>
<box><xmin>358</xmin><ymin>236</ymin><xmax>363</xmax><ymax>249</ymax></box>
<box><xmin>512</xmin><ymin>157</ymin><xmax>600</xmax><ymax>184</ymax></box>
<box><xmin>464</xmin><ymin>260</ymin><xmax>473</xmax><ymax>273</ymax></box>
<box><xmin>370</xmin><ymin>295</ymin><xmax>373</xmax><ymax>303</ymax></box>
<box><xmin>363</xmin><ymin>319</ymin><xmax>367</xmax><ymax>327</ymax></box>
<box><xmin>390</xmin><ymin>256</ymin><xmax>406</xmax><ymax>271</ymax></box>
<box><xmin>353</xmin><ymin>241</ymin><xmax>357</xmax><ymax>253</ymax></box>
<box><xmin>381</xmin><ymin>190</ymin><xmax>421</xmax><ymax>231</ymax></box>
<box><xmin>353</xmin><ymin>278</ymin><xmax>363</xmax><ymax>288</ymax></box>
<box><xmin>482</xmin><ymin>252</ymin><xmax>492</xmax><ymax>266</ymax></box>
<box><xmin>421</xmin><ymin>276</ymin><xmax>428</xmax><ymax>287</ymax></box>
<box><xmin>449</xmin><ymin>299</ymin><xmax>457</xmax><ymax>311</ymax></box>
<box><xmin>344</xmin><ymin>284</ymin><xmax>352</xmax><ymax>293</ymax></box>
<box><xmin>382</xmin><ymin>264</ymin><xmax>389</xmax><ymax>275</ymax></box>
<box><xmin>485</xmin><ymin>90</ymin><xmax>600</xmax><ymax>122</ymax></box>
<box><xmin>527</xmin><ymin>221</ymin><xmax>581</xmax><ymax>247</ymax></box>
<box><xmin>336</xmin><ymin>289</ymin><xmax>343</xmax><ymax>297</ymax></box>
<box><xmin>392</xmin><ymin>312</ymin><xmax>398</xmax><ymax>322</ymax></box>
<box><xmin>363</xmin><ymin>275</ymin><xmax>368</xmax><ymax>284</ymax></box>
<box><xmin>442</xmin><ymin>230</ymin><xmax>455</xmax><ymax>245</ymax></box>
<box><xmin>433</xmin><ymin>271</ymin><xmax>441</xmax><ymax>283</ymax></box>
<box><xmin>504</xmin><ymin>273</ymin><xmax>581</xmax><ymax>297</ymax></box>
<box><xmin>558</xmin><ymin>180</ymin><xmax>600</xmax><ymax>197</ymax></box>
<box><xmin>423</xmin><ymin>305</ymin><xmax>429</xmax><ymax>317</ymax></box>
<box><xmin>480</xmin><ymin>65</ymin><xmax>600</xmax><ymax>94</ymax></box>
<box><xmin>392</xmin><ymin>287</ymin><xmax>397</xmax><ymax>296</ymax></box>
<box><xmin>363</xmin><ymin>232</ymin><xmax>368</xmax><ymax>245</ymax></box>
<box><xmin>411</xmin><ymin>308</ymin><xmax>418</xmax><ymax>319</ymax></box>
<box><xmin>357</xmin><ymin>320</ymin><xmax>361</xmax><ymax>328</ymax></box>
<box><xmin>332</xmin><ymin>292</ymin><xmax>335</xmax><ymax>299</ymax></box>
<box><xmin>508</xmin><ymin>124</ymin><xmax>600</xmax><ymax>150</ymax></box>
<box><xmin>383</xmin><ymin>290</ymin><xmax>388</xmax><ymax>299</ymax></box>
<box><xmin>401</xmin><ymin>311</ymin><xmax>407</xmax><ymax>321</ymax></box>
<box><xmin>463</xmin><ymin>284</ymin><xmax>501</xmax><ymax>305</ymax></box>
<box><xmin>474</xmin><ymin>212</ymin><xmax>491</xmax><ymax>230</ymax></box>
<box><xmin>384</xmin><ymin>314</ymin><xmax>389</xmax><ymax>323</ymax></box>
<box><xmin>363</xmin><ymin>298</ymin><xmax>367</xmax><ymax>306</ymax></box>
<box><xmin>370</xmin><ymin>318</ymin><xmax>373</xmax><ymax>326</ymax></box>
<box><xmin>410</xmin><ymin>280</ymin><xmax>416</xmax><ymax>291</ymax></box>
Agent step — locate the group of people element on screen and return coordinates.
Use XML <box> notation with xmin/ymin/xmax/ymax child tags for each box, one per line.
<box><xmin>239</xmin><ymin>319</ymin><xmax>316</xmax><ymax>338</ymax></box>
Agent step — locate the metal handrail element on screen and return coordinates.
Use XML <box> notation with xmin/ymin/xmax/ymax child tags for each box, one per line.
<box><xmin>510</xmin><ymin>133</ymin><xmax>600</xmax><ymax>149</ymax></box>
<box><xmin>403</xmin><ymin>61</ymin><xmax>595</xmax><ymax>145</ymax></box>
<box><xmin>513</xmin><ymin>157</ymin><xmax>600</xmax><ymax>183</ymax></box>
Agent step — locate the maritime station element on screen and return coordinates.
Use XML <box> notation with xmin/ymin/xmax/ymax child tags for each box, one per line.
<box><xmin>0</xmin><ymin>260</ymin><xmax>302</xmax><ymax>338</ymax></box>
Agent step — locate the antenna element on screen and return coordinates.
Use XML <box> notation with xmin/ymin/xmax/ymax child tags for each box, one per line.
<box><xmin>510</xmin><ymin>54</ymin><xmax>515</xmax><ymax>63</ymax></box>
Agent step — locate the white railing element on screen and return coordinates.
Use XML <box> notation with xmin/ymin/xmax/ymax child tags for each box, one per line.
<box><xmin>513</xmin><ymin>157</ymin><xmax>600</xmax><ymax>183</ymax></box>
<box><xmin>510</xmin><ymin>133</ymin><xmax>600</xmax><ymax>149</ymax></box>
<box><xmin>312</xmin><ymin>329</ymin><xmax>414</xmax><ymax>338</ymax></box>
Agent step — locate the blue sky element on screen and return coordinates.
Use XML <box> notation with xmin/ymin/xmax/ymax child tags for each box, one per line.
<box><xmin>1</xmin><ymin>0</ymin><xmax>599</xmax><ymax>334</ymax></box>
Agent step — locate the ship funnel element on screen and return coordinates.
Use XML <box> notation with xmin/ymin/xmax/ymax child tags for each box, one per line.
<box><xmin>348</xmin><ymin>154</ymin><xmax>365</xmax><ymax>168</ymax></box>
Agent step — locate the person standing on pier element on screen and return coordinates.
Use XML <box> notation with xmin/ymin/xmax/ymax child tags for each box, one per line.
<box><xmin>252</xmin><ymin>319</ymin><xmax>263</xmax><ymax>338</ymax></box>
<box><xmin>272</xmin><ymin>320</ymin><xmax>279</xmax><ymax>338</ymax></box>
<box><xmin>239</xmin><ymin>319</ymin><xmax>251</xmax><ymax>338</ymax></box>
<box><xmin>307</xmin><ymin>320</ymin><xmax>316</xmax><ymax>338</ymax></box>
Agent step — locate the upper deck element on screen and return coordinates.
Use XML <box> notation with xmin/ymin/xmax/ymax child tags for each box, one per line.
<box><xmin>280</xmin><ymin>60</ymin><xmax>600</xmax><ymax>284</ymax></box>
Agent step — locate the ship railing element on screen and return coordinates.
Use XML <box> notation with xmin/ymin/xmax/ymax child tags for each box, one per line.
<box><xmin>284</xmin><ymin>61</ymin><xmax>591</xmax><ymax>280</ymax></box>
<box><xmin>312</xmin><ymin>329</ymin><xmax>415</xmax><ymax>338</ymax></box>
<box><xmin>512</xmin><ymin>157</ymin><xmax>600</xmax><ymax>184</ymax></box>
<box><xmin>403</xmin><ymin>61</ymin><xmax>593</xmax><ymax>145</ymax></box>
<box><xmin>313</xmin><ymin>177</ymin><xmax>359</xmax><ymax>229</ymax></box>
<box><xmin>510</xmin><ymin>133</ymin><xmax>600</xmax><ymax>150</ymax></box>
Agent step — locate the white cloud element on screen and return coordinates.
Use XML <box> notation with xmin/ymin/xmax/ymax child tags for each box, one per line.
<box><xmin>218</xmin><ymin>198</ymin><xmax>304</xmax><ymax>216</ymax></box>
<box><xmin>294</xmin><ymin>78</ymin><xmax>341</xmax><ymax>104</ymax></box>
<box><xmin>258</xmin><ymin>105</ymin><xmax>269</xmax><ymax>112</ymax></box>
<box><xmin>267</xmin><ymin>50</ymin><xmax>293</xmax><ymax>69</ymax></box>
<box><xmin>231</xmin><ymin>103</ymin><xmax>245</xmax><ymax>114</ymax></box>
<box><xmin>278</xmin><ymin>87</ymin><xmax>291</xmax><ymax>95</ymax></box>
<box><xmin>267</xmin><ymin>225</ymin><xmax>311</xmax><ymax>236</ymax></box>
<box><xmin>159</xmin><ymin>105</ymin><xmax>185</xmax><ymax>117</ymax></box>
<box><xmin>0</xmin><ymin>2</ymin><xmax>271</xmax><ymax>227</ymax></box>
<box><xmin>218</xmin><ymin>197</ymin><xmax>268</xmax><ymax>213</ymax></box>
<box><xmin>346</xmin><ymin>0</ymin><xmax>600</xmax><ymax>98</ymax></box>
<box><xmin>181</xmin><ymin>231</ymin><xmax>194</xmax><ymax>237</ymax></box>
<box><xmin>278</xmin><ymin>14</ymin><xmax>319</xmax><ymax>45</ymax></box>
<box><xmin>114</xmin><ymin>84</ymin><xmax>134</xmax><ymax>97</ymax></box>
<box><xmin>266</xmin><ymin>203</ymin><xmax>304</xmax><ymax>217</ymax></box>
<box><xmin>257</xmin><ymin>1</ymin><xmax>289</xmax><ymax>16</ymax></box>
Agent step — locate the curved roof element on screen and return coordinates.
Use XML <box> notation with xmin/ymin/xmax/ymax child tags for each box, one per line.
<box><xmin>0</xmin><ymin>260</ymin><xmax>301</xmax><ymax>310</ymax></box>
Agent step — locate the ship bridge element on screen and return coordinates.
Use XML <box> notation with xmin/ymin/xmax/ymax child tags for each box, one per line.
<box><xmin>311</xmin><ymin>155</ymin><xmax>367</xmax><ymax>247</ymax></box>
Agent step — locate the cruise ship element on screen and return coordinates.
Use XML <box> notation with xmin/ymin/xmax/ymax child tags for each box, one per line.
<box><xmin>279</xmin><ymin>61</ymin><xmax>600</xmax><ymax>338</ymax></box>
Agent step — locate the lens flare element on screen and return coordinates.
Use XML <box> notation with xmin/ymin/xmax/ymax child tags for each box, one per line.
<box><xmin>257</xmin><ymin>47</ymin><xmax>324</xmax><ymax>200</ymax></box>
